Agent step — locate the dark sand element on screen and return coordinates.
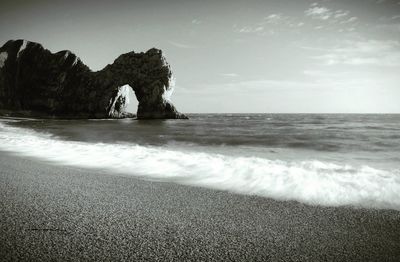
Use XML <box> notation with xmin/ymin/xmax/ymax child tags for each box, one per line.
<box><xmin>1</xmin><ymin>152</ymin><xmax>400</xmax><ymax>261</ymax></box>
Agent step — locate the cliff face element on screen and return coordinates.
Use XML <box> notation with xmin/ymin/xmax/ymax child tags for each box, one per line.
<box><xmin>0</xmin><ymin>39</ymin><xmax>187</xmax><ymax>119</ymax></box>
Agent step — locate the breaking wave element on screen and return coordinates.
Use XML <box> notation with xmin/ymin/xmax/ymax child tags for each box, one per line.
<box><xmin>0</xmin><ymin>121</ymin><xmax>399</xmax><ymax>210</ymax></box>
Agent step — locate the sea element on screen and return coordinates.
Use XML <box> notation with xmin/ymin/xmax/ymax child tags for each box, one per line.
<box><xmin>1</xmin><ymin>114</ymin><xmax>400</xmax><ymax>210</ymax></box>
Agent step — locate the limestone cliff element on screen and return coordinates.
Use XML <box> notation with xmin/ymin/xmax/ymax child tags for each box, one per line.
<box><xmin>0</xmin><ymin>39</ymin><xmax>187</xmax><ymax>119</ymax></box>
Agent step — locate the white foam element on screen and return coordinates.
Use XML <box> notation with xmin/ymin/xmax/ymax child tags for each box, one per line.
<box><xmin>0</xmin><ymin>52</ymin><xmax>8</xmax><ymax>68</ymax></box>
<box><xmin>162</xmin><ymin>75</ymin><xmax>175</xmax><ymax>102</ymax></box>
<box><xmin>0</xmin><ymin>121</ymin><xmax>399</xmax><ymax>210</ymax></box>
<box><xmin>17</xmin><ymin>40</ymin><xmax>28</xmax><ymax>58</ymax></box>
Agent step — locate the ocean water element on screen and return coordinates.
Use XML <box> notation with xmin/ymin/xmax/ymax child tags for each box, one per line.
<box><xmin>1</xmin><ymin>114</ymin><xmax>400</xmax><ymax>210</ymax></box>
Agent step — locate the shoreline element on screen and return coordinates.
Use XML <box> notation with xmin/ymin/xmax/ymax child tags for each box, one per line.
<box><xmin>1</xmin><ymin>152</ymin><xmax>400</xmax><ymax>261</ymax></box>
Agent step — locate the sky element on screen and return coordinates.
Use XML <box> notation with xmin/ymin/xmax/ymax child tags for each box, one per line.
<box><xmin>1</xmin><ymin>0</ymin><xmax>400</xmax><ymax>113</ymax></box>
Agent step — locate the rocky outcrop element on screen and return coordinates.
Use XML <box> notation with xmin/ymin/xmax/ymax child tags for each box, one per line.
<box><xmin>0</xmin><ymin>39</ymin><xmax>187</xmax><ymax>119</ymax></box>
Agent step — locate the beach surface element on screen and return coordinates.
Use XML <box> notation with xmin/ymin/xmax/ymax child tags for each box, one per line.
<box><xmin>1</xmin><ymin>152</ymin><xmax>400</xmax><ymax>261</ymax></box>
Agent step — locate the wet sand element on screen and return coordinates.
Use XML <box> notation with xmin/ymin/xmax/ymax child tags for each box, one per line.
<box><xmin>1</xmin><ymin>152</ymin><xmax>400</xmax><ymax>261</ymax></box>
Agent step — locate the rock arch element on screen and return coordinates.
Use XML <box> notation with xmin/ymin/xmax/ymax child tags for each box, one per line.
<box><xmin>0</xmin><ymin>39</ymin><xmax>187</xmax><ymax>119</ymax></box>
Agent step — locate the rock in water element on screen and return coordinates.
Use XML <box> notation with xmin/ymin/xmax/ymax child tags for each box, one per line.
<box><xmin>0</xmin><ymin>39</ymin><xmax>188</xmax><ymax>119</ymax></box>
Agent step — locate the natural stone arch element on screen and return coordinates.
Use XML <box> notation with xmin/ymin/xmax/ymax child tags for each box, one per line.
<box><xmin>102</xmin><ymin>49</ymin><xmax>186</xmax><ymax>119</ymax></box>
<box><xmin>0</xmin><ymin>39</ymin><xmax>187</xmax><ymax>119</ymax></box>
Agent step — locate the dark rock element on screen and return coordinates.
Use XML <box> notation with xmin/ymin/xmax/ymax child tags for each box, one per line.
<box><xmin>0</xmin><ymin>39</ymin><xmax>188</xmax><ymax>119</ymax></box>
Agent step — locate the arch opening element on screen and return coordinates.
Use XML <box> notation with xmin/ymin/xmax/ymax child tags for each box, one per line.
<box><xmin>108</xmin><ymin>84</ymin><xmax>138</xmax><ymax>118</ymax></box>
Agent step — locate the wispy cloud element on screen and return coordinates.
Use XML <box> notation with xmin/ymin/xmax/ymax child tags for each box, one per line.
<box><xmin>207</xmin><ymin>79</ymin><xmax>320</xmax><ymax>92</ymax></box>
<box><xmin>236</xmin><ymin>25</ymin><xmax>264</xmax><ymax>34</ymax></box>
<box><xmin>220</xmin><ymin>73</ymin><xmax>239</xmax><ymax>77</ymax></box>
<box><xmin>303</xmin><ymin>70</ymin><xmax>331</xmax><ymax>77</ymax></box>
<box><xmin>304</xmin><ymin>3</ymin><xmax>357</xmax><ymax>25</ymax></box>
<box><xmin>191</xmin><ymin>19</ymin><xmax>202</xmax><ymax>25</ymax></box>
<box><xmin>376</xmin><ymin>16</ymin><xmax>400</xmax><ymax>32</ymax></box>
<box><xmin>312</xmin><ymin>39</ymin><xmax>400</xmax><ymax>66</ymax></box>
<box><xmin>305</xmin><ymin>5</ymin><xmax>332</xmax><ymax>20</ymax></box>
<box><xmin>233</xmin><ymin>13</ymin><xmax>304</xmax><ymax>35</ymax></box>
<box><xmin>168</xmin><ymin>40</ymin><xmax>196</xmax><ymax>49</ymax></box>
<box><xmin>375</xmin><ymin>23</ymin><xmax>400</xmax><ymax>32</ymax></box>
<box><xmin>235</xmin><ymin>3</ymin><xmax>358</xmax><ymax>36</ymax></box>
<box><xmin>340</xmin><ymin>16</ymin><xmax>358</xmax><ymax>24</ymax></box>
<box><xmin>334</xmin><ymin>10</ymin><xmax>350</xmax><ymax>19</ymax></box>
<box><xmin>264</xmin><ymin>14</ymin><xmax>284</xmax><ymax>24</ymax></box>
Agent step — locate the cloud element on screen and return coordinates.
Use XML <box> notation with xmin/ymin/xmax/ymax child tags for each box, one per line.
<box><xmin>375</xmin><ymin>23</ymin><xmax>400</xmax><ymax>32</ymax></box>
<box><xmin>168</xmin><ymin>41</ymin><xmax>196</xmax><ymax>49</ymax></box>
<box><xmin>209</xmin><ymin>79</ymin><xmax>320</xmax><ymax>92</ymax></box>
<box><xmin>334</xmin><ymin>10</ymin><xmax>350</xmax><ymax>19</ymax></box>
<box><xmin>340</xmin><ymin>16</ymin><xmax>358</xmax><ymax>24</ymax></box>
<box><xmin>303</xmin><ymin>70</ymin><xmax>330</xmax><ymax>77</ymax></box>
<box><xmin>234</xmin><ymin>3</ymin><xmax>356</xmax><ymax>36</ymax></box>
<box><xmin>264</xmin><ymin>14</ymin><xmax>284</xmax><ymax>24</ymax></box>
<box><xmin>375</xmin><ymin>16</ymin><xmax>400</xmax><ymax>32</ymax></box>
<box><xmin>185</xmin><ymin>79</ymin><xmax>315</xmax><ymax>95</ymax></box>
<box><xmin>312</xmin><ymin>40</ymin><xmax>400</xmax><ymax>66</ymax></box>
<box><xmin>234</xmin><ymin>13</ymin><xmax>304</xmax><ymax>35</ymax></box>
<box><xmin>304</xmin><ymin>3</ymin><xmax>356</xmax><ymax>25</ymax></box>
<box><xmin>305</xmin><ymin>5</ymin><xmax>332</xmax><ymax>20</ymax></box>
<box><xmin>220</xmin><ymin>73</ymin><xmax>239</xmax><ymax>77</ymax></box>
<box><xmin>237</xmin><ymin>26</ymin><xmax>264</xmax><ymax>33</ymax></box>
<box><xmin>192</xmin><ymin>19</ymin><xmax>201</xmax><ymax>25</ymax></box>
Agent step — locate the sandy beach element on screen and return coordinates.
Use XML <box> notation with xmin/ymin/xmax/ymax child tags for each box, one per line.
<box><xmin>1</xmin><ymin>152</ymin><xmax>400</xmax><ymax>261</ymax></box>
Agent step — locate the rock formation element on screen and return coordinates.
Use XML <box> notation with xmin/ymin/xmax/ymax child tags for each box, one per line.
<box><xmin>0</xmin><ymin>39</ymin><xmax>187</xmax><ymax>119</ymax></box>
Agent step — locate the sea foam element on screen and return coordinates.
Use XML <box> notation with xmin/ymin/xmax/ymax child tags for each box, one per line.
<box><xmin>0</xmin><ymin>121</ymin><xmax>399</xmax><ymax>210</ymax></box>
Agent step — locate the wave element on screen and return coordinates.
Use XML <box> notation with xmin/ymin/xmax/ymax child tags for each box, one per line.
<box><xmin>0</xmin><ymin>121</ymin><xmax>399</xmax><ymax>210</ymax></box>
